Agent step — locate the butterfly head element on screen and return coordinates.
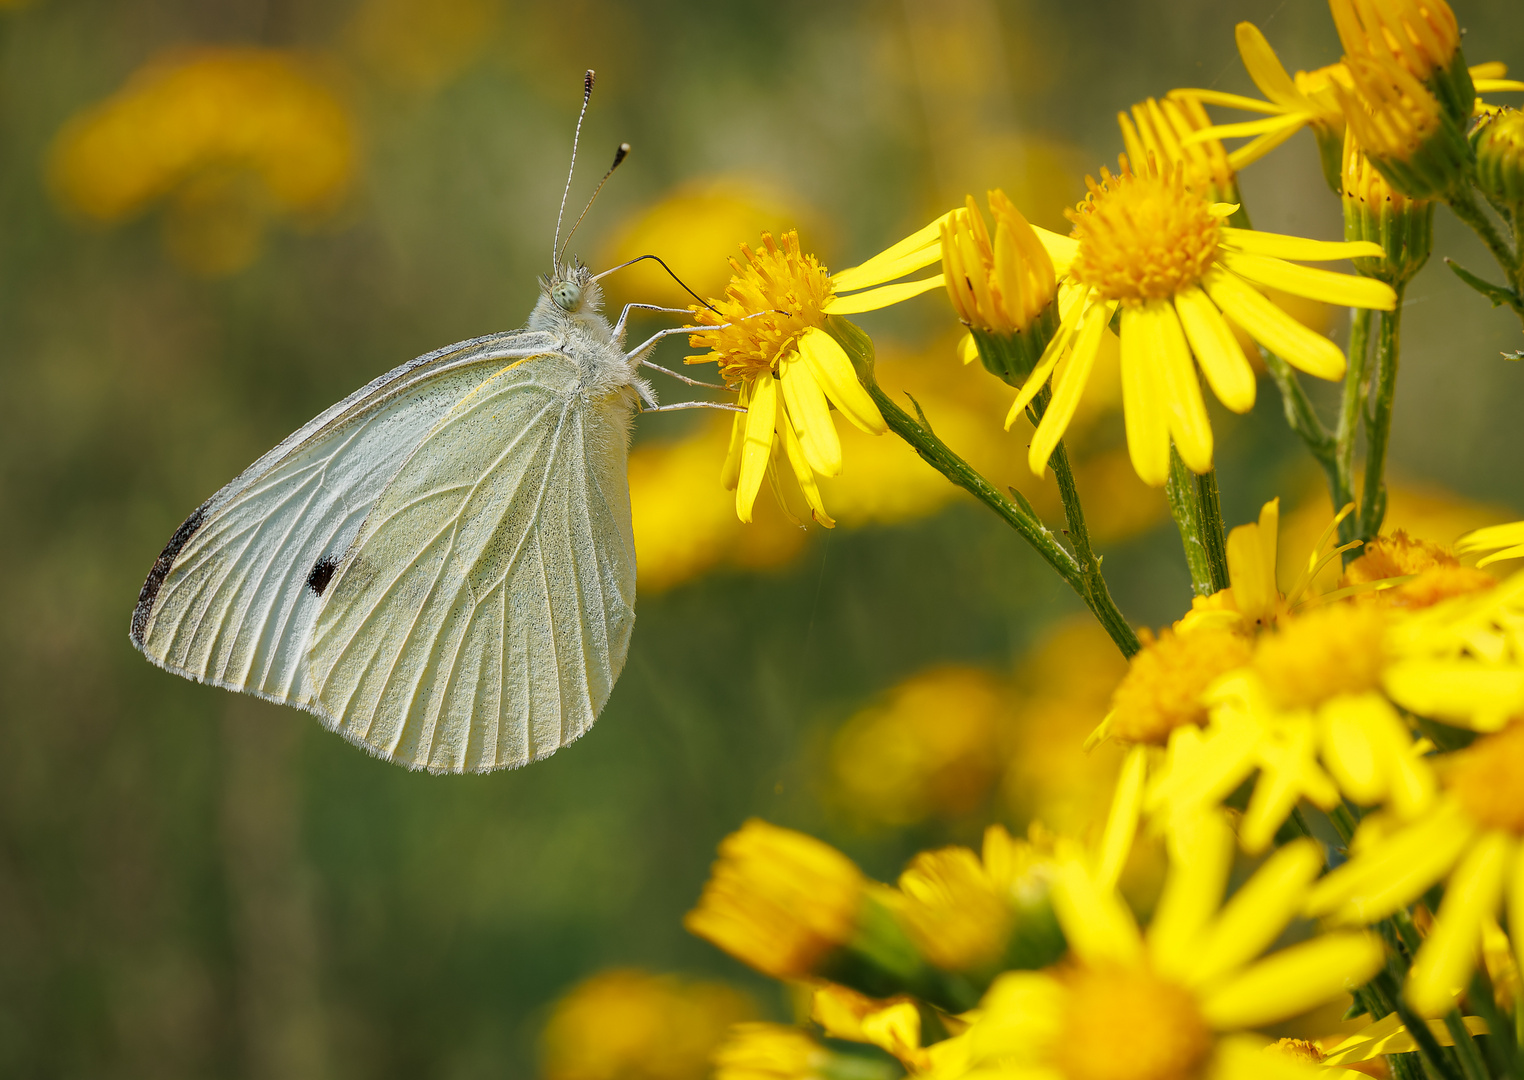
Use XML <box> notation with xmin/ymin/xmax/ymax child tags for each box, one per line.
<box><xmin>530</xmin><ymin>262</ymin><xmax>610</xmax><ymax>335</ymax></box>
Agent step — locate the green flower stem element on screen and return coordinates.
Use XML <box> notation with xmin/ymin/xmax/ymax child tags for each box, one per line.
<box><xmin>860</xmin><ymin>379</ymin><xmax>1140</xmax><ymax>658</ymax></box>
<box><xmin>1165</xmin><ymin>449</ymin><xmax>1230</xmax><ymax>596</ymax></box>
<box><xmin>1380</xmin><ymin>972</ymin><xmax>1467</xmax><ymax>1080</ymax></box>
<box><xmin>1262</xmin><ymin>346</ymin><xmax>1338</xmax><ymax>485</ymax></box>
<box><xmin>1389</xmin><ymin>1050</ymin><xmax>1435</xmax><ymax>1080</ymax></box>
<box><xmin>1337</xmin><ymin>308</ymin><xmax>1374</xmax><ymax>552</ymax></box>
<box><xmin>1446</xmin><ymin>185</ymin><xmax>1524</xmax><ymax>323</ymax></box>
<box><xmin>1359</xmin><ymin>293</ymin><xmax>1406</xmax><ymax>542</ymax></box>
<box><xmin>1444</xmin><ymin>1010</ymin><xmax>1491</xmax><ymax>1080</ymax></box>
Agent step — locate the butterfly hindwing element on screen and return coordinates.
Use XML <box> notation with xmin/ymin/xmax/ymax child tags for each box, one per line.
<box><xmin>307</xmin><ymin>351</ymin><xmax>639</xmax><ymax>774</ymax></box>
<box><xmin>130</xmin><ymin>330</ymin><xmax>560</xmax><ymax>709</ymax></box>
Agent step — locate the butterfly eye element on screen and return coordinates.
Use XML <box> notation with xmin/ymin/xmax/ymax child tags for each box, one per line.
<box><xmin>551</xmin><ymin>280</ymin><xmax>583</xmax><ymax>312</ymax></box>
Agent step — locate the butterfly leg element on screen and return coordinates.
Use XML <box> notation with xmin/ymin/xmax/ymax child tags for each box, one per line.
<box><xmin>641</xmin><ymin>400</ymin><xmax>746</xmax><ymax>414</ymax></box>
<box><xmin>612</xmin><ymin>303</ymin><xmax>695</xmax><ymax>341</ymax></box>
<box><xmin>639</xmin><ymin>359</ymin><xmax>729</xmax><ymax>390</ymax></box>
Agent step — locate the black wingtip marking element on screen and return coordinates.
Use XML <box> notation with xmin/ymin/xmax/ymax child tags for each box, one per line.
<box><xmin>130</xmin><ymin>503</ymin><xmax>209</xmax><ymax>648</ymax></box>
<box><xmin>307</xmin><ymin>555</ymin><xmax>339</xmax><ymax>597</ymax></box>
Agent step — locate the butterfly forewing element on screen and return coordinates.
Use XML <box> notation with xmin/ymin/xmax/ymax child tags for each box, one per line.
<box><xmin>131</xmin><ymin>330</ymin><xmax>558</xmax><ymax>709</ymax></box>
<box><xmin>307</xmin><ymin>352</ymin><xmax>638</xmax><ymax>773</ymax></box>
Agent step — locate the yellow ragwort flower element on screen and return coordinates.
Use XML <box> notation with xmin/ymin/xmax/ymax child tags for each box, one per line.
<box><xmin>1178</xmin><ymin>24</ymin><xmax>1349</xmax><ymax>178</ymax></box>
<box><xmin>1004</xmin><ymin>158</ymin><xmax>1394</xmax><ymax>486</ymax></box>
<box><xmin>1329</xmin><ymin>0</ymin><xmax>1468</xmax><ymax>115</ymax></box>
<box><xmin>1341</xmin><ymin>530</ymin><xmax>1494</xmax><ymax>609</ymax></box>
<box><xmin>539</xmin><ymin>969</ymin><xmax>755</xmax><ymax>1080</ymax></box>
<box><xmin>684</xmin><ymin>819</ymin><xmax>864</xmax><ymax>979</ymax></box>
<box><xmin>929</xmin><ymin>813</ymin><xmax>1384</xmax><ymax>1080</ymax></box>
<box><xmin>688</xmin><ymin>225</ymin><xmax>948</xmax><ymax>525</ymax></box>
<box><xmin>1104</xmin><ymin>626</ymin><xmax>1254</xmax><ymax>746</ymax></box>
<box><xmin>1307</xmin><ymin>721</ymin><xmax>1524</xmax><ymax>1017</ymax></box>
<box><xmin>48</xmin><ymin>47</ymin><xmax>356</xmax><ymax>274</ymax></box>
<box><xmin>896</xmin><ymin>837</ymin><xmax>1016</xmax><ymax>973</ymax></box>
<box><xmin>1341</xmin><ymin>126</ymin><xmax>1434</xmax><ymax>285</ymax></box>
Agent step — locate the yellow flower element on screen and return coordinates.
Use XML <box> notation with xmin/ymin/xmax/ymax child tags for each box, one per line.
<box><xmin>1004</xmin><ymin>158</ymin><xmax>1394</xmax><ymax>486</ymax></box>
<box><xmin>1177</xmin><ymin>24</ymin><xmax>1350</xmax><ymax>183</ymax></box>
<box><xmin>1341</xmin><ymin>126</ymin><xmax>1434</xmax><ymax>286</ymax></box>
<box><xmin>1119</xmin><ymin>95</ymin><xmax>1239</xmax><ymax>204</ymax></box>
<box><xmin>684</xmin><ymin>819</ymin><xmax>865</xmax><ymax>979</ymax></box>
<box><xmin>1328</xmin><ymin>0</ymin><xmax>1467</xmax><ymax>116</ymax></box>
<box><xmin>1103</xmin><ymin>625</ymin><xmax>1254</xmax><ymax>746</ymax></box>
<box><xmin>894</xmin><ymin>825</ymin><xmax>1061</xmax><ymax>974</ymax></box>
<box><xmin>540</xmin><ymin>969</ymin><xmax>755</xmax><ymax>1080</ymax></box>
<box><xmin>1306</xmin><ymin>722</ymin><xmax>1524</xmax><ymax>1017</ymax></box>
<box><xmin>938</xmin><ymin>814</ymin><xmax>1384</xmax><ymax>1080</ymax></box>
<box><xmin>1320</xmin><ymin>1010</ymin><xmax>1488</xmax><ymax>1067</ymax></box>
<box><xmin>1340</xmin><ymin>530</ymin><xmax>1495</xmax><ymax>609</ymax></box>
<box><xmin>48</xmin><ymin>47</ymin><xmax>357</xmax><ymax>275</ymax></box>
<box><xmin>828</xmin><ymin>666</ymin><xmax>1006</xmax><ymax>828</ymax></box>
<box><xmin>687</xmin><ymin>226</ymin><xmax>946</xmax><ymax>525</ymax></box>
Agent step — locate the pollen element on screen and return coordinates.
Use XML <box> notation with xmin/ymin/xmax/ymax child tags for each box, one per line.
<box><xmin>1067</xmin><ymin>161</ymin><xmax>1222</xmax><ymax>304</ymax></box>
<box><xmin>1252</xmin><ymin>603</ymin><xmax>1389</xmax><ymax>709</ymax></box>
<box><xmin>1444</xmin><ymin>722</ymin><xmax>1524</xmax><ymax>835</ymax></box>
<box><xmin>1054</xmin><ymin>964</ymin><xmax>1213</xmax><ymax>1080</ymax></box>
<box><xmin>687</xmin><ymin>230</ymin><xmax>834</xmax><ymax>386</ymax></box>
<box><xmin>1108</xmin><ymin>625</ymin><xmax>1253</xmax><ymax>744</ymax></box>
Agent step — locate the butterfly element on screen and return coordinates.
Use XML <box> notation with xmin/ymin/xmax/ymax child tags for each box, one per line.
<box><xmin>129</xmin><ymin>72</ymin><xmax>734</xmax><ymax>774</ymax></box>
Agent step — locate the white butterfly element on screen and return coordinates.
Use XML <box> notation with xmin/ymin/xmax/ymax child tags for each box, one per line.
<box><xmin>130</xmin><ymin>72</ymin><xmax>730</xmax><ymax>774</ymax></box>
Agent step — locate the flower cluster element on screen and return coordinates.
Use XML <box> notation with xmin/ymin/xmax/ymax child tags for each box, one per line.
<box><xmin>674</xmin><ymin>3</ymin><xmax>1524</xmax><ymax>1079</ymax></box>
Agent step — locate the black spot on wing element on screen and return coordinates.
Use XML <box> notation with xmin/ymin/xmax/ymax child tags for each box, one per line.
<box><xmin>307</xmin><ymin>555</ymin><xmax>338</xmax><ymax>597</ymax></box>
<box><xmin>130</xmin><ymin>502</ymin><xmax>209</xmax><ymax>647</ymax></box>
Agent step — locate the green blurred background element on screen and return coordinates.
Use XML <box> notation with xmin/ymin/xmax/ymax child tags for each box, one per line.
<box><xmin>2</xmin><ymin>0</ymin><xmax>1521</xmax><ymax>1076</ymax></box>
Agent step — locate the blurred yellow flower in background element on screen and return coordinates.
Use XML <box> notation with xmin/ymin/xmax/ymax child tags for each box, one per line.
<box><xmin>601</xmin><ymin>179</ymin><xmax>822</xmax><ymax>311</ymax></box>
<box><xmin>48</xmin><ymin>47</ymin><xmax>357</xmax><ymax>275</ymax></box>
<box><xmin>539</xmin><ymin>968</ymin><xmax>755</xmax><ymax>1080</ymax></box>
<box><xmin>829</xmin><ymin>666</ymin><xmax>1008</xmax><ymax>828</ymax></box>
<box><xmin>348</xmin><ymin>0</ymin><xmax>498</xmax><ymax>91</ymax></box>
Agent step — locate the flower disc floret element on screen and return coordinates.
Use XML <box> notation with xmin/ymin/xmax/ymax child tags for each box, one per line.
<box><xmin>1445</xmin><ymin>722</ymin><xmax>1524</xmax><ymax>835</ymax></box>
<box><xmin>1055</xmin><ymin>965</ymin><xmax>1212</xmax><ymax>1080</ymax></box>
<box><xmin>1108</xmin><ymin>625</ymin><xmax>1253</xmax><ymax>744</ymax></box>
<box><xmin>1252</xmin><ymin>604</ymin><xmax>1388</xmax><ymax>709</ymax></box>
<box><xmin>1069</xmin><ymin>165</ymin><xmax>1221</xmax><ymax>303</ymax></box>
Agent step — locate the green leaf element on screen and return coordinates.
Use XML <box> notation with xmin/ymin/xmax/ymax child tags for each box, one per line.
<box><xmin>1445</xmin><ymin>257</ymin><xmax>1522</xmax><ymax>309</ymax></box>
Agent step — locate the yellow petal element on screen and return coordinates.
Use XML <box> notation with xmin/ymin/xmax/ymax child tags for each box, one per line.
<box><xmin>1188</xmin><ymin>839</ymin><xmax>1324</xmax><ymax>987</ymax></box>
<box><xmin>1217</xmin><ymin>249</ymin><xmax>1397</xmax><ymax>310</ymax></box>
<box><xmin>824</xmin><ymin>275</ymin><xmax>946</xmax><ymax>314</ymax></box>
<box><xmin>1224</xmin><ymin>498</ymin><xmax>1279</xmax><ymax>621</ymax></box>
<box><xmin>1094</xmin><ymin>745</ymin><xmax>1147</xmax><ymax>892</ymax></box>
<box><xmin>721</xmin><ymin>381</ymin><xmax>750</xmax><ymax>490</ymax></box>
<box><xmin>797</xmin><ymin>326</ymin><xmax>886</xmax><ymax>435</ymax></box>
<box><xmin>1028</xmin><ymin>299</ymin><xmax>1111</xmax><ymax>474</ymax></box>
<box><xmin>1051</xmin><ymin>859</ymin><xmax>1144</xmax><ymax>966</ymax></box>
<box><xmin>1143</xmin><ymin>298</ymin><xmax>1213</xmax><ymax>474</ymax></box>
<box><xmin>1305</xmin><ymin>805</ymin><xmax>1476</xmax><ymax>922</ymax></box>
<box><xmin>1176</xmin><ymin>88</ymin><xmax>1290</xmax><ymax>115</ymax></box>
<box><xmin>1226</xmin><ymin>122</ymin><xmax>1308</xmax><ymax>171</ymax></box>
<box><xmin>1187</xmin><ymin>112</ymin><xmax>1308</xmax><ymax>143</ymax></box>
<box><xmin>1202</xmin><ymin>266</ymin><xmax>1346</xmax><ymax>381</ymax></box>
<box><xmin>1509</xmin><ymin>849</ymin><xmax>1524</xmax><ymax>987</ymax></box>
<box><xmin>958</xmin><ymin>332</ymin><xmax>979</xmax><ymax>365</ymax></box>
<box><xmin>1456</xmin><ymin>521</ymin><xmax>1524</xmax><ymax>556</ymax></box>
<box><xmin>1174</xmin><ymin>285</ymin><xmax>1255</xmax><ymax>413</ymax></box>
<box><xmin>1004</xmin><ymin>287</ymin><xmax>1090</xmax><ymax>429</ymax></box>
<box><xmin>1383</xmin><ymin>660</ymin><xmax>1524</xmax><ymax>732</ymax></box>
<box><xmin>1200</xmin><ymin>932</ymin><xmax>1386</xmax><ymax>1030</ymax></box>
<box><xmin>1148</xmin><ymin>810</ymin><xmax>1235</xmax><ymax>980</ymax></box>
<box><xmin>736</xmin><ymin>374</ymin><xmax>777</xmax><ymax>523</ymax></box>
<box><xmin>1406</xmin><ymin>832</ymin><xmax>1511</xmax><ymax>1018</ymax></box>
<box><xmin>1218</xmin><ymin>228</ymin><xmax>1386</xmax><ymax>263</ymax></box>
<box><xmin>1032</xmin><ymin>225</ymin><xmax>1079</xmax><ymax>278</ymax></box>
<box><xmin>1235</xmin><ymin>22</ymin><xmax>1307</xmax><ymax>109</ymax></box>
<box><xmin>779</xmin><ymin>351</ymin><xmax>842</xmax><ymax>477</ymax></box>
<box><xmin>778</xmin><ymin>386</ymin><xmax>837</xmax><ymax>529</ymax></box>
<box><xmin>830</xmin><ymin>210</ymin><xmax>954</xmax><ymax>292</ymax></box>
<box><xmin>1119</xmin><ymin>304</ymin><xmax>1172</xmax><ymax>486</ymax></box>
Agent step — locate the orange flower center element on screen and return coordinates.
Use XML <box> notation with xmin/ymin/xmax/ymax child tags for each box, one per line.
<box><xmin>1068</xmin><ymin>162</ymin><xmax>1221</xmax><ymax>303</ymax></box>
<box><xmin>687</xmin><ymin>230</ymin><xmax>833</xmax><ymax>386</ymax></box>
<box><xmin>1251</xmin><ymin>603</ymin><xmax>1388</xmax><ymax>709</ymax></box>
<box><xmin>1055</xmin><ymin>964</ymin><xmax>1212</xmax><ymax>1080</ymax></box>
<box><xmin>1445</xmin><ymin>722</ymin><xmax>1524</xmax><ymax>835</ymax></box>
<box><xmin>1109</xmin><ymin>625</ymin><xmax>1252</xmax><ymax>744</ymax></box>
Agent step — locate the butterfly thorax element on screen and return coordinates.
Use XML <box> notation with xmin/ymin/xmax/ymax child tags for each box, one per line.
<box><xmin>528</xmin><ymin>263</ymin><xmax>640</xmax><ymax>398</ymax></box>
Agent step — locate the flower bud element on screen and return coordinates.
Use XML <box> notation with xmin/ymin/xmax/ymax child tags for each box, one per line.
<box><xmin>941</xmin><ymin>190</ymin><xmax>1059</xmax><ymax>385</ymax></box>
<box><xmin>1336</xmin><ymin>54</ymin><xmax>1471</xmax><ymax>200</ymax></box>
<box><xmin>1474</xmin><ymin>109</ymin><xmax>1524</xmax><ymax>206</ymax></box>
<box><xmin>1341</xmin><ymin>128</ymin><xmax>1434</xmax><ymax>285</ymax></box>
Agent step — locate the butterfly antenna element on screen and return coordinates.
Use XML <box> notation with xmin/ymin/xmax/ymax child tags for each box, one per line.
<box><xmin>552</xmin><ymin>69</ymin><xmax>596</xmax><ymax>268</ymax></box>
<box><xmin>558</xmin><ymin>142</ymin><xmax>630</xmax><ymax>265</ymax></box>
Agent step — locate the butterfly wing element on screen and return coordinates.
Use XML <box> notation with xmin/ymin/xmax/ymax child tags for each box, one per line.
<box><xmin>131</xmin><ymin>330</ymin><xmax>561</xmax><ymax>709</ymax></box>
<box><xmin>306</xmin><ymin>352</ymin><xmax>639</xmax><ymax>774</ymax></box>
